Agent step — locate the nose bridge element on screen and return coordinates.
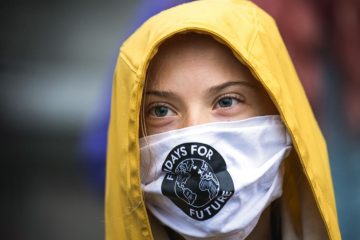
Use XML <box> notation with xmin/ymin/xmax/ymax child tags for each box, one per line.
<box><xmin>182</xmin><ymin>106</ymin><xmax>209</xmax><ymax>128</ymax></box>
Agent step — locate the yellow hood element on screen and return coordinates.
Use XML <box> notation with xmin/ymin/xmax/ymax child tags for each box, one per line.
<box><xmin>106</xmin><ymin>0</ymin><xmax>341</xmax><ymax>239</ymax></box>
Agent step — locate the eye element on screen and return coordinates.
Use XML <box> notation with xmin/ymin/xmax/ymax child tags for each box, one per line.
<box><xmin>214</xmin><ymin>94</ymin><xmax>243</xmax><ymax>109</ymax></box>
<box><xmin>148</xmin><ymin>104</ymin><xmax>176</xmax><ymax>117</ymax></box>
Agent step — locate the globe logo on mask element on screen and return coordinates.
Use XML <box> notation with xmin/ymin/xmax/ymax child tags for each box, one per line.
<box><xmin>175</xmin><ymin>159</ymin><xmax>219</xmax><ymax>206</ymax></box>
<box><xmin>161</xmin><ymin>142</ymin><xmax>234</xmax><ymax>221</ymax></box>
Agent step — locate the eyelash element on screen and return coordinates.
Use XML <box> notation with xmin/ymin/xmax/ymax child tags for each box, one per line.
<box><xmin>213</xmin><ymin>93</ymin><xmax>244</xmax><ymax>108</ymax></box>
<box><xmin>145</xmin><ymin>93</ymin><xmax>245</xmax><ymax>117</ymax></box>
<box><xmin>147</xmin><ymin>103</ymin><xmax>175</xmax><ymax>117</ymax></box>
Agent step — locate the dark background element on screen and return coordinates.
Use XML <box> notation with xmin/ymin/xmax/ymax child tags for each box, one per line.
<box><xmin>1</xmin><ymin>0</ymin><xmax>140</xmax><ymax>239</ymax></box>
<box><xmin>1</xmin><ymin>0</ymin><xmax>359</xmax><ymax>239</ymax></box>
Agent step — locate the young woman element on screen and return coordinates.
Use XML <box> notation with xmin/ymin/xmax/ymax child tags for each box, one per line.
<box><xmin>105</xmin><ymin>1</ymin><xmax>341</xmax><ymax>239</ymax></box>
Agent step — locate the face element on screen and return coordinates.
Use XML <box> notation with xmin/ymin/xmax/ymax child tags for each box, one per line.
<box><xmin>142</xmin><ymin>34</ymin><xmax>277</xmax><ymax>135</ymax></box>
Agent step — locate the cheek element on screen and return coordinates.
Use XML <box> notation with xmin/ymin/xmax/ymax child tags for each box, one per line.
<box><xmin>145</xmin><ymin>116</ymin><xmax>180</xmax><ymax>135</ymax></box>
<box><xmin>212</xmin><ymin>104</ymin><xmax>256</xmax><ymax>120</ymax></box>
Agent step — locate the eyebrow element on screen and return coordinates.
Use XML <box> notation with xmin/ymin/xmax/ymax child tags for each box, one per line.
<box><xmin>145</xmin><ymin>90</ymin><xmax>181</xmax><ymax>101</ymax></box>
<box><xmin>144</xmin><ymin>80</ymin><xmax>260</xmax><ymax>100</ymax></box>
<box><xmin>207</xmin><ymin>80</ymin><xmax>259</xmax><ymax>96</ymax></box>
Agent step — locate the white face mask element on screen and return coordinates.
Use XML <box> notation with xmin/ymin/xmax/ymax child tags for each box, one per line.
<box><xmin>140</xmin><ymin>115</ymin><xmax>292</xmax><ymax>240</ymax></box>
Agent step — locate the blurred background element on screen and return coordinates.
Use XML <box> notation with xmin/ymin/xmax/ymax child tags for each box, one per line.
<box><xmin>0</xmin><ymin>0</ymin><xmax>359</xmax><ymax>239</ymax></box>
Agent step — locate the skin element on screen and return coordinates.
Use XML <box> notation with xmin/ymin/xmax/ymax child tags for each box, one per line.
<box><xmin>142</xmin><ymin>33</ymin><xmax>278</xmax><ymax>239</ymax></box>
<box><xmin>143</xmin><ymin>33</ymin><xmax>277</xmax><ymax>136</ymax></box>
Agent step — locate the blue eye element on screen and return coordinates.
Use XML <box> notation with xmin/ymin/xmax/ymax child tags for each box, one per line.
<box><xmin>149</xmin><ymin>105</ymin><xmax>175</xmax><ymax>117</ymax></box>
<box><xmin>216</xmin><ymin>96</ymin><xmax>242</xmax><ymax>109</ymax></box>
<box><xmin>218</xmin><ymin>97</ymin><xmax>234</xmax><ymax>108</ymax></box>
<box><xmin>154</xmin><ymin>106</ymin><xmax>169</xmax><ymax>117</ymax></box>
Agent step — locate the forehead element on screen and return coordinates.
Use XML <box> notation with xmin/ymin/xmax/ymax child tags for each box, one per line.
<box><xmin>147</xmin><ymin>33</ymin><xmax>258</xmax><ymax>89</ymax></box>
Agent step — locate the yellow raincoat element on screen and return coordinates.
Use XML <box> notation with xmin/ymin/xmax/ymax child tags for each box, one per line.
<box><xmin>106</xmin><ymin>0</ymin><xmax>341</xmax><ymax>239</ymax></box>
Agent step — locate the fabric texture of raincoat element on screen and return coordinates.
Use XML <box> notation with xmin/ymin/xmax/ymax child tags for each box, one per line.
<box><xmin>105</xmin><ymin>0</ymin><xmax>341</xmax><ymax>239</ymax></box>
